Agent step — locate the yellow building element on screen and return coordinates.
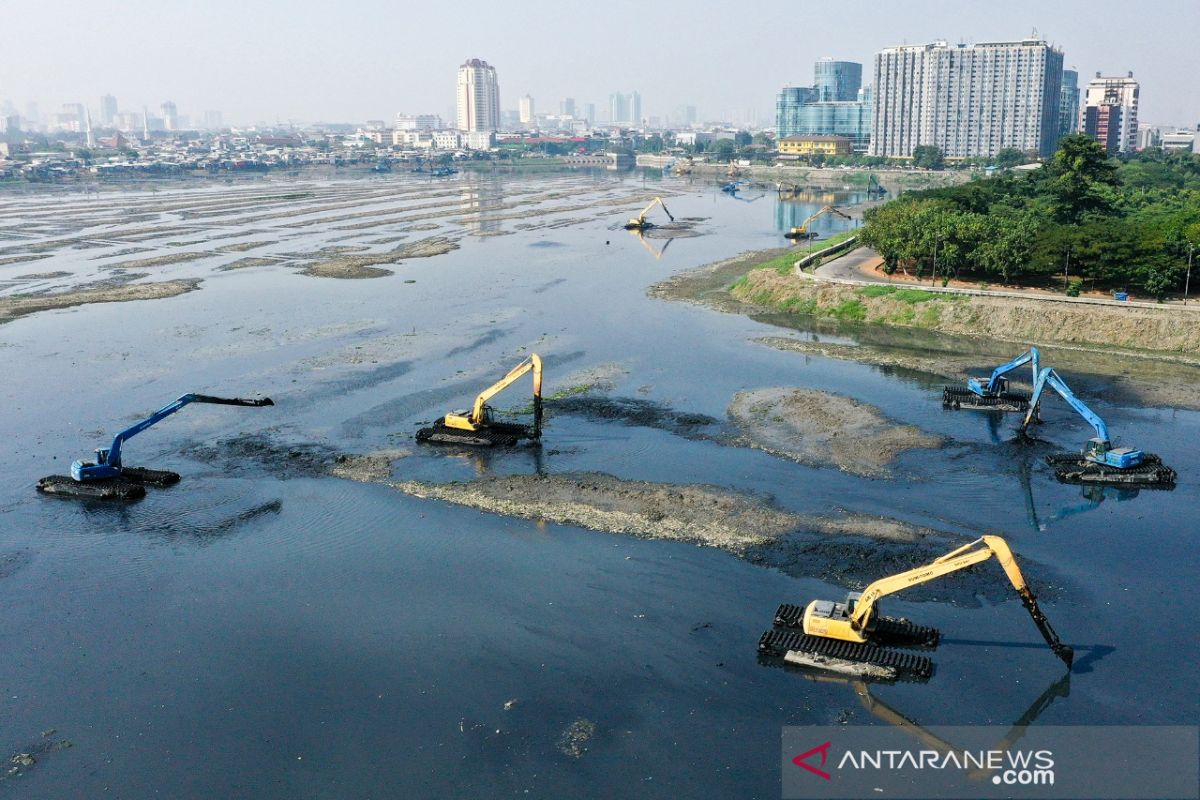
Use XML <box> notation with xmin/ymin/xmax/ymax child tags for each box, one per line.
<box><xmin>778</xmin><ymin>135</ymin><xmax>852</xmax><ymax>157</ymax></box>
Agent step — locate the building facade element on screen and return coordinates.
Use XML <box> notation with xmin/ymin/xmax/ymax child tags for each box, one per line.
<box><xmin>456</xmin><ymin>58</ymin><xmax>501</xmax><ymax>132</ymax></box>
<box><xmin>776</xmin><ymin>62</ymin><xmax>871</xmax><ymax>153</ymax></box>
<box><xmin>778</xmin><ymin>135</ymin><xmax>852</xmax><ymax>156</ymax></box>
<box><xmin>160</xmin><ymin>101</ymin><xmax>178</xmax><ymax>131</ymax></box>
<box><xmin>871</xmin><ymin>38</ymin><xmax>1064</xmax><ymax>159</ymax></box>
<box><xmin>1082</xmin><ymin>72</ymin><xmax>1139</xmax><ymax>154</ymax></box>
<box><xmin>518</xmin><ymin>96</ymin><xmax>534</xmax><ymax>125</ymax></box>
<box><xmin>608</xmin><ymin>91</ymin><xmax>641</xmax><ymax>125</ymax></box>
<box><xmin>814</xmin><ymin>59</ymin><xmax>862</xmax><ymax>101</ymax></box>
<box><xmin>1058</xmin><ymin>69</ymin><xmax>1080</xmax><ymax>142</ymax></box>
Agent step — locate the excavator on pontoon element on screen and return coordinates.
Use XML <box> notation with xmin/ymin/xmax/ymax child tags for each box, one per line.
<box><xmin>37</xmin><ymin>392</ymin><xmax>274</xmax><ymax>501</ymax></box>
<box><xmin>943</xmin><ymin>347</ymin><xmax>1040</xmax><ymax>412</ymax></box>
<box><xmin>623</xmin><ymin>197</ymin><xmax>674</xmax><ymax>231</ymax></box>
<box><xmin>784</xmin><ymin>205</ymin><xmax>853</xmax><ymax>240</ymax></box>
<box><xmin>416</xmin><ymin>355</ymin><xmax>543</xmax><ymax>447</ymax></box>
<box><xmin>1018</xmin><ymin>367</ymin><xmax>1176</xmax><ymax>486</ymax></box>
<box><xmin>758</xmin><ymin>535</ymin><xmax>1073</xmax><ymax>681</ymax></box>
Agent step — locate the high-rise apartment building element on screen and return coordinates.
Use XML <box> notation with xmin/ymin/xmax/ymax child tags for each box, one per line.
<box><xmin>203</xmin><ymin>110</ymin><xmax>224</xmax><ymax>130</ymax></box>
<box><xmin>1083</xmin><ymin>72</ymin><xmax>1139</xmax><ymax>154</ymax></box>
<box><xmin>776</xmin><ymin>61</ymin><xmax>872</xmax><ymax>153</ymax></box>
<box><xmin>160</xmin><ymin>101</ymin><xmax>178</xmax><ymax>131</ymax></box>
<box><xmin>456</xmin><ymin>58</ymin><xmax>501</xmax><ymax>132</ymax></box>
<box><xmin>518</xmin><ymin>95</ymin><xmax>534</xmax><ymax>125</ymax></box>
<box><xmin>814</xmin><ymin>59</ymin><xmax>863</xmax><ymax>102</ymax></box>
<box><xmin>100</xmin><ymin>94</ymin><xmax>118</xmax><ymax>126</ymax></box>
<box><xmin>608</xmin><ymin>92</ymin><xmax>641</xmax><ymax>125</ymax></box>
<box><xmin>584</xmin><ymin>103</ymin><xmax>596</xmax><ymax>124</ymax></box>
<box><xmin>871</xmin><ymin>38</ymin><xmax>1064</xmax><ymax>159</ymax></box>
<box><xmin>1057</xmin><ymin>69</ymin><xmax>1080</xmax><ymax>142</ymax></box>
<box><xmin>560</xmin><ymin>98</ymin><xmax>575</xmax><ymax>117</ymax></box>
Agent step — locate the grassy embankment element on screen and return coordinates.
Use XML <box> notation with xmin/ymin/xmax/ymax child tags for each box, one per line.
<box><xmin>728</xmin><ymin>265</ymin><xmax>1200</xmax><ymax>355</ymax></box>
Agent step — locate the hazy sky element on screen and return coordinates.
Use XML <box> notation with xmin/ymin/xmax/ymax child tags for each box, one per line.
<box><xmin>3</xmin><ymin>0</ymin><xmax>1197</xmax><ymax>126</ymax></box>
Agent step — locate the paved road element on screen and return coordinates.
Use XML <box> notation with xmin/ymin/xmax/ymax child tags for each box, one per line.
<box><xmin>813</xmin><ymin>246</ymin><xmax>889</xmax><ymax>283</ymax></box>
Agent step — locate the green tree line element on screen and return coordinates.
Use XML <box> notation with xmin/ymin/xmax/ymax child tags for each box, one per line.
<box><xmin>858</xmin><ymin>135</ymin><xmax>1200</xmax><ymax>299</ymax></box>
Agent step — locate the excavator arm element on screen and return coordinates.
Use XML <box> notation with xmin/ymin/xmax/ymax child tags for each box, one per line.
<box><xmin>969</xmin><ymin>347</ymin><xmax>1039</xmax><ymax>396</ymax></box>
<box><xmin>469</xmin><ymin>354</ymin><xmax>543</xmax><ymax>430</ymax></box>
<box><xmin>845</xmin><ymin>535</ymin><xmax>1072</xmax><ymax>667</ymax></box>
<box><xmin>1020</xmin><ymin>368</ymin><xmax>1109</xmax><ymax>443</ymax></box>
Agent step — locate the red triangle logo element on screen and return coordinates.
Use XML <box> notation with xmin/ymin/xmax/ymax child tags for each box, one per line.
<box><xmin>792</xmin><ymin>741</ymin><xmax>832</xmax><ymax>780</ymax></box>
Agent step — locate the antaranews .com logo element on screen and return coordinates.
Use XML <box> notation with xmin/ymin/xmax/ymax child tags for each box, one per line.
<box><xmin>781</xmin><ymin>726</ymin><xmax>1198</xmax><ymax>800</ymax></box>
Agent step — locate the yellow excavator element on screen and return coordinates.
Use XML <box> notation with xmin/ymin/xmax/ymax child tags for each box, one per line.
<box><xmin>784</xmin><ymin>204</ymin><xmax>853</xmax><ymax>240</ymax></box>
<box><xmin>759</xmin><ymin>535</ymin><xmax>1073</xmax><ymax>680</ymax></box>
<box><xmin>416</xmin><ymin>354</ymin><xmax>543</xmax><ymax>447</ymax></box>
<box><xmin>624</xmin><ymin>197</ymin><xmax>674</xmax><ymax>231</ymax></box>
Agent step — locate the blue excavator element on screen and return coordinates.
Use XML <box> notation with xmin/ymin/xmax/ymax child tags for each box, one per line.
<box><xmin>1019</xmin><ymin>368</ymin><xmax>1175</xmax><ymax>486</ymax></box>
<box><xmin>37</xmin><ymin>393</ymin><xmax>274</xmax><ymax>501</ymax></box>
<box><xmin>943</xmin><ymin>347</ymin><xmax>1039</xmax><ymax>411</ymax></box>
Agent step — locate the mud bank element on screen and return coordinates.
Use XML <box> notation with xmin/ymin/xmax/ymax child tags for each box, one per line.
<box><xmin>0</xmin><ymin>280</ymin><xmax>201</xmax><ymax>324</ymax></box>
<box><xmin>728</xmin><ymin>388</ymin><xmax>944</xmax><ymax>477</ymax></box>
<box><xmin>648</xmin><ymin>248</ymin><xmax>792</xmax><ymax>312</ymax></box>
<box><xmin>296</xmin><ymin>237</ymin><xmax>460</xmax><ymax>279</ymax></box>
<box><xmin>387</xmin><ymin>471</ymin><xmax>1057</xmax><ymax>603</ymax></box>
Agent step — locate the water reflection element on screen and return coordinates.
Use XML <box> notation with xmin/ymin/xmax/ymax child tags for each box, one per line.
<box><xmin>460</xmin><ymin>178</ymin><xmax>505</xmax><ymax>234</ymax></box>
<box><xmin>774</xmin><ymin>190</ymin><xmax>865</xmax><ymax>236</ymax></box>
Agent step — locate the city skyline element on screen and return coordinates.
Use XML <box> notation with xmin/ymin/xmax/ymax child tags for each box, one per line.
<box><xmin>2</xmin><ymin>0</ymin><xmax>1197</xmax><ymax>128</ymax></box>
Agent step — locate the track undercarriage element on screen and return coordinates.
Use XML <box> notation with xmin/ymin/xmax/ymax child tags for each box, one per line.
<box><xmin>942</xmin><ymin>386</ymin><xmax>1029</xmax><ymax>412</ymax></box>
<box><xmin>1046</xmin><ymin>452</ymin><xmax>1176</xmax><ymax>486</ymax></box>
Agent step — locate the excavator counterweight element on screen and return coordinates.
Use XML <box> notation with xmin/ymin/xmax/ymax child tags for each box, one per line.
<box><xmin>416</xmin><ymin>355</ymin><xmax>544</xmax><ymax>447</ymax></box>
<box><xmin>760</xmin><ymin>535</ymin><xmax>1073</xmax><ymax>680</ymax></box>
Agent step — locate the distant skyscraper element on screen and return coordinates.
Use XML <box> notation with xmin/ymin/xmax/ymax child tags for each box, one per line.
<box><xmin>1058</xmin><ymin>69</ymin><xmax>1080</xmax><ymax>142</ymax></box>
<box><xmin>24</xmin><ymin>101</ymin><xmax>39</xmax><ymax>129</ymax></box>
<box><xmin>1083</xmin><ymin>72</ymin><xmax>1139</xmax><ymax>154</ymax></box>
<box><xmin>609</xmin><ymin>93</ymin><xmax>629</xmax><ymax>124</ymax></box>
<box><xmin>584</xmin><ymin>103</ymin><xmax>596</xmax><ymax>124</ymax></box>
<box><xmin>518</xmin><ymin>95</ymin><xmax>534</xmax><ymax>125</ymax></box>
<box><xmin>203</xmin><ymin>110</ymin><xmax>223</xmax><ymax>130</ymax></box>
<box><xmin>456</xmin><ymin>58</ymin><xmax>501</xmax><ymax>132</ymax></box>
<box><xmin>100</xmin><ymin>94</ymin><xmax>118</xmax><ymax>126</ymax></box>
<box><xmin>61</xmin><ymin>103</ymin><xmax>86</xmax><ymax>131</ymax></box>
<box><xmin>160</xmin><ymin>101</ymin><xmax>178</xmax><ymax>131</ymax></box>
<box><xmin>630</xmin><ymin>91</ymin><xmax>642</xmax><ymax>125</ymax></box>
<box><xmin>813</xmin><ymin>59</ymin><xmax>862</xmax><ymax>102</ymax></box>
<box><xmin>871</xmin><ymin>38</ymin><xmax>1063</xmax><ymax>159</ymax></box>
<box><xmin>560</xmin><ymin>97</ymin><xmax>575</xmax><ymax>117</ymax></box>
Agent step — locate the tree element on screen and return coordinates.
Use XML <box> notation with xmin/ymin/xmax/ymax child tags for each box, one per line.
<box><xmin>712</xmin><ymin>139</ymin><xmax>736</xmax><ymax>158</ymax></box>
<box><xmin>1045</xmin><ymin>133</ymin><xmax>1118</xmax><ymax>223</ymax></box>
<box><xmin>993</xmin><ymin>148</ymin><xmax>1027</xmax><ymax>169</ymax></box>
<box><xmin>734</xmin><ymin>130</ymin><xmax>752</xmax><ymax>148</ymax></box>
<box><xmin>912</xmin><ymin>145</ymin><xmax>945</xmax><ymax>170</ymax></box>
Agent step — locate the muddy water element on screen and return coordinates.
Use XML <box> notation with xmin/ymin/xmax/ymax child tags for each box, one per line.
<box><xmin>0</xmin><ymin>172</ymin><xmax>1196</xmax><ymax>798</ymax></box>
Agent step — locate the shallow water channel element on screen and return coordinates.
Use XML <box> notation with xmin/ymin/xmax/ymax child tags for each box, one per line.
<box><xmin>0</xmin><ymin>170</ymin><xmax>1196</xmax><ymax>798</ymax></box>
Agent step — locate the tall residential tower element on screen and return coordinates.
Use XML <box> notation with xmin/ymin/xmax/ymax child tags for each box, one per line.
<box><xmin>1083</xmin><ymin>72</ymin><xmax>1139</xmax><ymax>154</ymax></box>
<box><xmin>456</xmin><ymin>58</ymin><xmax>501</xmax><ymax>132</ymax></box>
<box><xmin>870</xmin><ymin>37</ymin><xmax>1064</xmax><ymax>159</ymax></box>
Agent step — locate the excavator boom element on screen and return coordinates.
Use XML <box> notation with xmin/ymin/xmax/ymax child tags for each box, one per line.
<box><xmin>944</xmin><ymin>347</ymin><xmax>1039</xmax><ymax>411</ymax></box>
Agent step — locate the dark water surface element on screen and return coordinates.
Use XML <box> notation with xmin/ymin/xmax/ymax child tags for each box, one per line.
<box><xmin>1</xmin><ymin>171</ymin><xmax>1196</xmax><ymax>798</ymax></box>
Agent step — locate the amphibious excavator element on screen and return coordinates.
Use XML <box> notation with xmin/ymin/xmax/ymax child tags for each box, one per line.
<box><xmin>416</xmin><ymin>354</ymin><xmax>543</xmax><ymax>447</ymax></box>
<box><xmin>37</xmin><ymin>393</ymin><xmax>274</xmax><ymax>501</ymax></box>
<box><xmin>943</xmin><ymin>347</ymin><xmax>1040</xmax><ymax>411</ymax></box>
<box><xmin>623</xmin><ymin>197</ymin><xmax>674</xmax><ymax>231</ymax></box>
<box><xmin>1019</xmin><ymin>367</ymin><xmax>1176</xmax><ymax>486</ymax></box>
<box><xmin>784</xmin><ymin>205</ymin><xmax>852</xmax><ymax>240</ymax></box>
<box><xmin>758</xmin><ymin>535</ymin><xmax>1073</xmax><ymax>681</ymax></box>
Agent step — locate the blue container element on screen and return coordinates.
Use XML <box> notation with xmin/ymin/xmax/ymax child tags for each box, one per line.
<box><xmin>1113</xmin><ymin>291</ymin><xmax>1129</xmax><ymax>301</ymax></box>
